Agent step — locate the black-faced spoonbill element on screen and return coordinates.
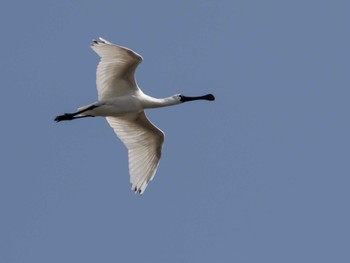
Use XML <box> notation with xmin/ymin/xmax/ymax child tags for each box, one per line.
<box><xmin>55</xmin><ymin>38</ymin><xmax>215</xmax><ymax>194</ymax></box>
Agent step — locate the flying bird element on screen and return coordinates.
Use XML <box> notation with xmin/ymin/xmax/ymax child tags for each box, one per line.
<box><xmin>55</xmin><ymin>37</ymin><xmax>215</xmax><ymax>194</ymax></box>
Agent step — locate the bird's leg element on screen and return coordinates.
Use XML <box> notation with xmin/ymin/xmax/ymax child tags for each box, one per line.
<box><xmin>54</xmin><ymin>114</ymin><xmax>95</xmax><ymax>122</ymax></box>
<box><xmin>54</xmin><ymin>105</ymin><xmax>97</xmax><ymax>122</ymax></box>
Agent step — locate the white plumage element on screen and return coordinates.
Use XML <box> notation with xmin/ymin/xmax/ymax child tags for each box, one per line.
<box><xmin>106</xmin><ymin>113</ymin><xmax>164</xmax><ymax>194</ymax></box>
<box><xmin>55</xmin><ymin>37</ymin><xmax>215</xmax><ymax>194</ymax></box>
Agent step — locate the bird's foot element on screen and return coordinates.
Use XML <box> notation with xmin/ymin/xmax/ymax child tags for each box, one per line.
<box><xmin>54</xmin><ymin>113</ymin><xmax>74</xmax><ymax>122</ymax></box>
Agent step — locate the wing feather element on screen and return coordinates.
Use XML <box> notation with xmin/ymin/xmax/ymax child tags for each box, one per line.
<box><xmin>106</xmin><ymin>112</ymin><xmax>164</xmax><ymax>194</ymax></box>
<box><xmin>91</xmin><ymin>38</ymin><xmax>143</xmax><ymax>99</ymax></box>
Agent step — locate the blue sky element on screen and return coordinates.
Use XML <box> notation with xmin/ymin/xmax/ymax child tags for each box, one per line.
<box><xmin>1</xmin><ymin>0</ymin><xmax>349</xmax><ymax>262</ymax></box>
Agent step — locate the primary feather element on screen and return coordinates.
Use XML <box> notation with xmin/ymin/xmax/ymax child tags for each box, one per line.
<box><xmin>91</xmin><ymin>38</ymin><xmax>143</xmax><ymax>99</ymax></box>
<box><xmin>106</xmin><ymin>113</ymin><xmax>164</xmax><ymax>194</ymax></box>
<box><xmin>91</xmin><ymin>38</ymin><xmax>165</xmax><ymax>194</ymax></box>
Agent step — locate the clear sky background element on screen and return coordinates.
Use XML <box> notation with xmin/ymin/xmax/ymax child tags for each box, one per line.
<box><xmin>1</xmin><ymin>0</ymin><xmax>349</xmax><ymax>262</ymax></box>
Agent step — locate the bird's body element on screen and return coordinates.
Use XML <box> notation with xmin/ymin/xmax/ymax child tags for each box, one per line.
<box><xmin>78</xmin><ymin>92</ymin><xmax>181</xmax><ymax>118</ymax></box>
<box><xmin>55</xmin><ymin>38</ymin><xmax>214</xmax><ymax>194</ymax></box>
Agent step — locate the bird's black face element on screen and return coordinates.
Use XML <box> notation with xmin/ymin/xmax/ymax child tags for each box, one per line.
<box><xmin>179</xmin><ymin>94</ymin><xmax>215</xmax><ymax>103</ymax></box>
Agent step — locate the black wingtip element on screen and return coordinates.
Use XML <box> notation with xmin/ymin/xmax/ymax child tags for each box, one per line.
<box><xmin>91</xmin><ymin>38</ymin><xmax>105</xmax><ymax>46</ymax></box>
<box><xmin>132</xmin><ymin>185</ymin><xmax>143</xmax><ymax>195</ymax></box>
<box><xmin>91</xmin><ymin>39</ymin><xmax>100</xmax><ymax>46</ymax></box>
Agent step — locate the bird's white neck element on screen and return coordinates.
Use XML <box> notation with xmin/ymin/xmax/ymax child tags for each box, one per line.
<box><xmin>141</xmin><ymin>94</ymin><xmax>181</xmax><ymax>109</ymax></box>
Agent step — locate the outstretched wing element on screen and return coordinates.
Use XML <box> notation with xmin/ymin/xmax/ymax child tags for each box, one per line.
<box><xmin>106</xmin><ymin>112</ymin><xmax>165</xmax><ymax>194</ymax></box>
<box><xmin>91</xmin><ymin>37</ymin><xmax>143</xmax><ymax>100</ymax></box>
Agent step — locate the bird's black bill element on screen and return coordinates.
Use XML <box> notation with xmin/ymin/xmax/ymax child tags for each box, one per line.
<box><xmin>180</xmin><ymin>94</ymin><xmax>215</xmax><ymax>103</ymax></box>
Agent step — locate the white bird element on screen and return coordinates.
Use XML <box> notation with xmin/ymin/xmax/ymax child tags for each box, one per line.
<box><xmin>55</xmin><ymin>37</ymin><xmax>215</xmax><ymax>194</ymax></box>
